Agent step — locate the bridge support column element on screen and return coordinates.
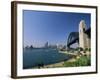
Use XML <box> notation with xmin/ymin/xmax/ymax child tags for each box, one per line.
<box><xmin>79</xmin><ymin>20</ymin><xmax>89</xmax><ymax>49</ymax></box>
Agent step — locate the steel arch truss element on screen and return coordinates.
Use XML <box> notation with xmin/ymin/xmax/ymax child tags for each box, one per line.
<box><xmin>67</xmin><ymin>32</ymin><xmax>79</xmax><ymax>48</ymax></box>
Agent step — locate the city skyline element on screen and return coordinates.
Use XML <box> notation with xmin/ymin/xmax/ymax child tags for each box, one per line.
<box><xmin>23</xmin><ymin>10</ymin><xmax>90</xmax><ymax>47</ymax></box>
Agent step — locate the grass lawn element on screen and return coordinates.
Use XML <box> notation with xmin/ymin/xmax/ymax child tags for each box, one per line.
<box><xmin>63</xmin><ymin>55</ymin><xmax>91</xmax><ymax>67</ymax></box>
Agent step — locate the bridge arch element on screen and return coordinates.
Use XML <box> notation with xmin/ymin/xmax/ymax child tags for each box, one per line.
<box><xmin>67</xmin><ymin>32</ymin><xmax>79</xmax><ymax>48</ymax></box>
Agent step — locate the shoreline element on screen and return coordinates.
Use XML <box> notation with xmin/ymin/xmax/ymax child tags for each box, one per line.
<box><xmin>38</xmin><ymin>51</ymin><xmax>90</xmax><ymax>68</ymax></box>
<box><xmin>24</xmin><ymin>50</ymin><xmax>91</xmax><ymax>69</ymax></box>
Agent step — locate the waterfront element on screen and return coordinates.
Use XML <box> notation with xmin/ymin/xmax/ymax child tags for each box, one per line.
<box><xmin>23</xmin><ymin>48</ymin><xmax>72</xmax><ymax>69</ymax></box>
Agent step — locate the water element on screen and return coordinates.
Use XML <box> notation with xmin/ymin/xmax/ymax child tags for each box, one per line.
<box><xmin>23</xmin><ymin>48</ymin><xmax>71</xmax><ymax>69</ymax></box>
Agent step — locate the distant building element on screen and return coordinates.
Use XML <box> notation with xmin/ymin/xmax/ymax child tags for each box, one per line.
<box><xmin>29</xmin><ymin>45</ymin><xmax>34</xmax><ymax>49</ymax></box>
<box><xmin>24</xmin><ymin>45</ymin><xmax>29</xmax><ymax>49</ymax></box>
<box><xmin>24</xmin><ymin>45</ymin><xmax>34</xmax><ymax>49</ymax></box>
<box><xmin>44</xmin><ymin>42</ymin><xmax>49</xmax><ymax>48</ymax></box>
<box><xmin>57</xmin><ymin>45</ymin><xmax>63</xmax><ymax>49</ymax></box>
<box><xmin>49</xmin><ymin>44</ymin><xmax>57</xmax><ymax>49</ymax></box>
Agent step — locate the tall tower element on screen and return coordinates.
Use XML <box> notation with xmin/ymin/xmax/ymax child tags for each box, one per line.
<box><xmin>79</xmin><ymin>20</ymin><xmax>88</xmax><ymax>49</ymax></box>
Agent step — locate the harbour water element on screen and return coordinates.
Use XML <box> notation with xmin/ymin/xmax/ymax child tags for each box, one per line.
<box><xmin>23</xmin><ymin>48</ymin><xmax>71</xmax><ymax>69</ymax></box>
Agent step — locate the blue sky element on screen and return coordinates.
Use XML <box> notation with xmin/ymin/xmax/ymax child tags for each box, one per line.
<box><xmin>23</xmin><ymin>10</ymin><xmax>90</xmax><ymax>47</ymax></box>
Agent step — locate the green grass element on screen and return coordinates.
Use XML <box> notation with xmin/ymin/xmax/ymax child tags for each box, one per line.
<box><xmin>63</xmin><ymin>55</ymin><xmax>91</xmax><ymax>67</ymax></box>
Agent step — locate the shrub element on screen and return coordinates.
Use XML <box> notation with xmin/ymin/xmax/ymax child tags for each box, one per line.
<box><xmin>63</xmin><ymin>55</ymin><xmax>91</xmax><ymax>67</ymax></box>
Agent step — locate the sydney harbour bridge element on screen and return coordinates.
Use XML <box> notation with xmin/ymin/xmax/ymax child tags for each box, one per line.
<box><xmin>67</xmin><ymin>20</ymin><xmax>91</xmax><ymax>49</ymax></box>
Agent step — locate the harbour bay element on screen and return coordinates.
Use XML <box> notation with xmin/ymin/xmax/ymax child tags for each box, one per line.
<box><xmin>23</xmin><ymin>48</ymin><xmax>72</xmax><ymax>69</ymax></box>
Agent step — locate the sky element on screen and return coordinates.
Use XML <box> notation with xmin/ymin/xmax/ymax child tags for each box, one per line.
<box><xmin>23</xmin><ymin>10</ymin><xmax>90</xmax><ymax>47</ymax></box>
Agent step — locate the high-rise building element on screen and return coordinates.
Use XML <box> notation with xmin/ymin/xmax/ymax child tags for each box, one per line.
<box><xmin>44</xmin><ymin>42</ymin><xmax>49</xmax><ymax>48</ymax></box>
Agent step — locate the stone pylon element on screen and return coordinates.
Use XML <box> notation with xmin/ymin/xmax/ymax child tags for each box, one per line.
<box><xmin>79</xmin><ymin>20</ymin><xmax>88</xmax><ymax>49</ymax></box>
